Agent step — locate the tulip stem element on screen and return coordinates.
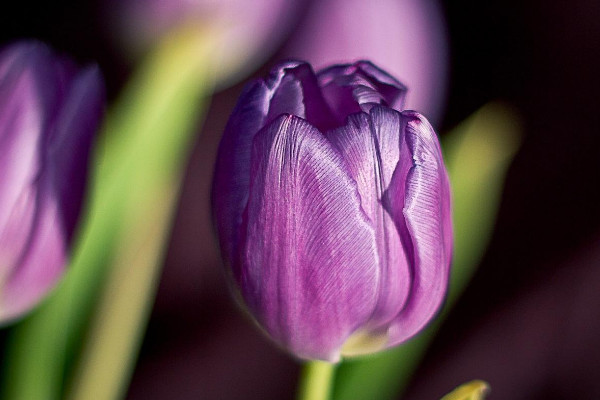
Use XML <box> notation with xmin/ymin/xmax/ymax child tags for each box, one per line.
<box><xmin>64</xmin><ymin>26</ymin><xmax>214</xmax><ymax>400</ymax></box>
<box><xmin>297</xmin><ymin>361</ymin><xmax>337</xmax><ymax>400</ymax></box>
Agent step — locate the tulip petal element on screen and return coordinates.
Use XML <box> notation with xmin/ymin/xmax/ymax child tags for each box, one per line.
<box><xmin>0</xmin><ymin>53</ymin><xmax>46</xmax><ymax>276</ymax></box>
<box><xmin>317</xmin><ymin>61</ymin><xmax>407</xmax><ymax>118</ymax></box>
<box><xmin>0</xmin><ymin>41</ymin><xmax>103</xmax><ymax>322</ymax></box>
<box><xmin>47</xmin><ymin>66</ymin><xmax>104</xmax><ymax>241</ymax></box>
<box><xmin>213</xmin><ymin>80</ymin><xmax>273</xmax><ymax>270</ymax></box>
<box><xmin>240</xmin><ymin>114</ymin><xmax>379</xmax><ymax>361</ymax></box>
<box><xmin>265</xmin><ymin>62</ymin><xmax>338</xmax><ymax>131</ymax></box>
<box><xmin>0</xmin><ymin>185</ymin><xmax>66</xmax><ymax>322</ymax></box>
<box><xmin>0</xmin><ymin>42</ymin><xmax>77</xmax><ymax>249</ymax></box>
<box><xmin>214</xmin><ymin>61</ymin><xmax>336</xmax><ymax>271</ymax></box>
<box><xmin>383</xmin><ymin>111</ymin><xmax>452</xmax><ymax>346</ymax></box>
<box><xmin>354</xmin><ymin>61</ymin><xmax>408</xmax><ymax>104</ymax></box>
<box><xmin>326</xmin><ymin>107</ymin><xmax>411</xmax><ymax>330</ymax></box>
<box><xmin>0</xmin><ymin>43</ymin><xmax>72</xmax><ymax>320</ymax></box>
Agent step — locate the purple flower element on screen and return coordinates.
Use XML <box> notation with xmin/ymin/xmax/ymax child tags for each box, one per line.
<box><xmin>0</xmin><ymin>41</ymin><xmax>104</xmax><ymax>323</ymax></box>
<box><xmin>213</xmin><ymin>61</ymin><xmax>452</xmax><ymax>361</ymax></box>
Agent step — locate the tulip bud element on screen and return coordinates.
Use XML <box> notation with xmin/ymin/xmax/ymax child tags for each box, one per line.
<box><xmin>0</xmin><ymin>41</ymin><xmax>104</xmax><ymax>323</ymax></box>
<box><xmin>213</xmin><ymin>61</ymin><xmax>451</xmax><ymax>361</ymax></box>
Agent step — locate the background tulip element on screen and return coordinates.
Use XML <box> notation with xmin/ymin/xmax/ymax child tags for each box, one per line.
<box><xmin>0</xmin><ymin>41</ymin><xmax>104</xmax><ymax>323</ymax></box>
<box><xmin>107</xmin><ymin>0</ymin><xmax>304</xmax><ymax>86</ymax></box>
<box><xmin>213</xmin><ymin>61</ymin><xmax>452</xmax><ymax>361</ymax></box>
<box><xmin>283</xmin><ymin>0</ymin><xmax>448</xmax><ymax>125</ymax></box>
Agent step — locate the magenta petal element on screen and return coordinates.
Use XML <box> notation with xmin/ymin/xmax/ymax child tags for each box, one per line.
<box><xmin>0</xmin><ymin>187</ymin><xmax>66</xmax><ymax>321</ymax></box>
<box><xmin>0</xmin><ymin>54</ymin><xmax>48</xmax><ymax>282</ymax></box>
<box><xmin>384</xmin><ymin>111</ymin><xmax>452</xmax><ymax>346</ymax></box>
<box><xmin>0</xmin><ymin>49</ymin><xmax>44</xmax><ymax>235</ymax></box>
<box><xmin>0</xmin><ymin>41</ymin><xmax>103</xmax><ymax>322</ymax></box>
<box><xmin>326</xmin><ymin>107</ymin><xmax>411</xmax><ymax>328</ymax></box>
<box><xmin>240</xmin><ymin>115</ymin><xmax>380</xmax><ymax>361</ymax></box>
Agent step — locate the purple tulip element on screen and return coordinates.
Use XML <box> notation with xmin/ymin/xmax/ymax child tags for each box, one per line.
<box><xmin>213</xmin><ymin>61</ymin><xmax>452</xmax><ymax>361</ymax></box>
<box><xmin>0</xmin><ymin>41</ymin><xmax>104</xmax><ymax>323</ymax></box>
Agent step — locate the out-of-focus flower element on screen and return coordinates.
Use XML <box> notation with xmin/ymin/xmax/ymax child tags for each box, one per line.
<box><xmin>213</xmin><ymin>61</ymin><xmax>452</xmax><ymax>361</ymax></box>
<box><xmin>283</xmin><ymin>0</ymin><xmax>448</xmax><ymax>124</ymax></box>
<box><xmin>109</xmin><ymin>0</ymin><xmax>303</xmax><ymax>86</ymax></box>
<box><xmin>0</xmin><ymin>41</ymin><xmax>104</xmax><ymax>322</ymax></box>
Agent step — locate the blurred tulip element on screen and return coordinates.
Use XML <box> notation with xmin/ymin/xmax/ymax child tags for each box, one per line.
<box><xmin>0</xmin><ymin>41</ymin><xmax>104</xmax><ymax>322</ymax></box>
<box><xmin>213</xmin><ymin>61</ymin><xmax>452</xmax><ymax>361</ymax></box>
<box><xmin>284</xmin><ymin>0</ymin><xmax>448</xmax><ymax>124</ymax></box>
<box><xmin>110</xmin><ymin>0</ymin><xmax>302</xmax><ymax>86</ymax></box>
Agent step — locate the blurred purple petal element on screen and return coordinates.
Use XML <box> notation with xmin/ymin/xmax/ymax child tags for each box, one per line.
<box><xmin>0</xmin><ymin>188</ymin><xmax>66</xmax><ymax>321</ymax></box>
<box><xmin>384</xmin><ymin>111</ymin><xmax>452</xmax><ymax>345</ymax></box>
<box><xmin>0</xmin><ymin>58</ymin><xmax>44</xmax><ymax>269</ymax></box>
<box><xmin>111</xmin><ymin>0</ymin><xmax>304</xmax><ymax>86</ymax></box>
<box><xmin>240</xmin><ymin>115</ymin><xmax>379</xmax><ymax>361</ymax></box>
<box><xmin>47</xmin><ymin>65</ymin><xmax>105</xmax><ymax>241</ymax></box>
<box><xmin>0</xmin><ymin>41</ymin><xmax>104</xmax><ymax>322</ymax></box>
<box><xmin>284</xmin><ymin>0</ymin><xmax>448</xmax><ymax>124</ymax></box>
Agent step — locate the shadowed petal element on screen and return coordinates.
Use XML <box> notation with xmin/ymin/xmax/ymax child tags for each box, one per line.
<box><xmin>265</xmin><ymin>62</ymin><xmax>338</xmax><ymax>131</ymax></box>
<box><xmin>213</xmin><ymin>80</ymin><xmax>273</xmax><ymax>271</ymax></box>
<box><xmin>317</xmin><ymin>61</ymin><xmax>407</xmax><ymax>118</ymax></box>
<box><xmin>384</xmin><ymin>111</ymin><xmax>452</xmax><ymax>346</ymax></box>
<box><xmin>240</xmin><ymin>114</ymin><xmax>379</xmax><ymax>361</ymax></box>
<box><xmin>47</xmin><ymin>66</ymin><xmax>104</xmax><ymax>241</ymax></box>
<box><xmin>326</xmin><ymin>107</ymin><xmax>411</xmax><ymax>330</ymax></box>
<box><xmin>354</xmin><ymin>61</ymin><xmax>408</xmax><ymax>111</ymax></box>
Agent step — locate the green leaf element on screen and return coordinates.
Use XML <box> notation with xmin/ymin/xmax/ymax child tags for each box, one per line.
<box><xmin>332</xmin><ymin>102</ymin><xmax>521</xmax><ymax>400</ymax></box>
<box><xmin>2</xmin><ymin>25</ymin><xmax>215</xmax><ymax>400</ymax></box>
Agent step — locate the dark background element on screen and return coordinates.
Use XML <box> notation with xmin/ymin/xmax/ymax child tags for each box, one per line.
<box><xmin>1</xmin><ymin>0</ymin><xmax>599</xmax><ymax>398</ymax></box>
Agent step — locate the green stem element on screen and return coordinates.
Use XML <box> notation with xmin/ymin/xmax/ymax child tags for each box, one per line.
<box><xmin>297</xmin><ymin>361</ymin><xmax>337</xmax><ymax>400</ymax></box>
<box><xmin>65</xmin><ymin>26</ymin><xmax>214</xmax><ymax>400</ymax></box>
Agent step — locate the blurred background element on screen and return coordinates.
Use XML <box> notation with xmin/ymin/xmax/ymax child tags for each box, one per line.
<box><xmin>1</xmin><ymin>0</ymin><xmax>600</xmax><ymax>399</ymax></box>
